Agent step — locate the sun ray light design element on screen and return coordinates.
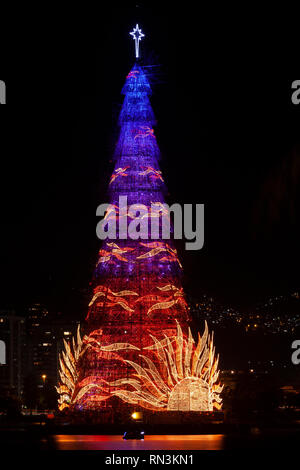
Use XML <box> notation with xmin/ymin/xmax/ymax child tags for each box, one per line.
<box><xmin>57</xmin><ymin>322</ymin><xmax>223</xmax><ymax>412</ymax></box>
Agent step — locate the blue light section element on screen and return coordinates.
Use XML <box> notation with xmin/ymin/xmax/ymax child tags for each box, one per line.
<box><xmin>94</xmin><ymin>63</ymin><xmax>183</xmax><ymax>282</ymax></box>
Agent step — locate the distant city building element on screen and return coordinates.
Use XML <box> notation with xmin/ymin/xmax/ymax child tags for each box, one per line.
<box><xmin>0</xmin><ymin>310</ymin><xmax>26</xmax><ymax>398</ymax></box>
<box><xmin>0</xmin><ymin>303</ymin><xmax>80</xmax><ymax>404</ymax></box>
<box><xmin>26</xmin><ymin>303</ymin><xmax>79</xmax><ymax>388</ymax></box>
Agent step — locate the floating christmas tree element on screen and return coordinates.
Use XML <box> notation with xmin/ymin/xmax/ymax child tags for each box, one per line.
<box><xmin>57</xmin><ymin>26</ymin><xmax>223</xmax><ymax>416</ymax></box>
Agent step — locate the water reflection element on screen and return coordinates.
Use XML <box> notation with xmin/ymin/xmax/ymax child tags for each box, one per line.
<box><xmin>54</xmin><ymin>434</ymin><xmax>225</xmax><ymax>450</ymax></box>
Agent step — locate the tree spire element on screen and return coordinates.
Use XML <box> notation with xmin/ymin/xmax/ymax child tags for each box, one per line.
<box><xmin>129</xmin><ymin>24</ymin><xmax>145</xmax><ymax>59</ymax></box>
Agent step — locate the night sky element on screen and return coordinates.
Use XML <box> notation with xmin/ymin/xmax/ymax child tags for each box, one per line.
<box><xmin>1</xmin><ymin>5</ymin><xmax>299</xmax><ymax>318</ymax></box>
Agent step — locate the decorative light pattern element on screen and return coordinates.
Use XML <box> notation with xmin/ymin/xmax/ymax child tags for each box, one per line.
<box><xmin>89</xmin><ymin>285</ymin><xmax>138</xmax><ymax>307</ymax></box>
<box><xmin>137</xmin><ymin>242</ymin><xmax>182</xmax><ymax>268</ymax></box>
<box><xmin>134</xmin><ymin>126</ymin><xmax>155</xmax><ymax>140</ymax></box>
<box><xmin>96</xmin><ymin>243</ymin><xmax>135</xmax><ymax>265</ymax></box>
<box><xmin>139</xmin><ymin>166</ymin><xmax>164</xmax><ymax>182</ymax></box>
<box><xmin>109</xmin><ymin>167</ymin><xmax>129</xmax><ymax>185</ymax></box>
<box><xmin>129</xmin><ymin>24</ymin><xmax>145</xmax><ymax>59</ymax></box>
<box><xmin>118</xmin><ymin>321</ymin><xmax>223</xmax><ymax>411</ymax></box>
<box><xmin>126</xmin><ymin>70</ymin><xmax>140</xmax><ymax>79</ymax></box>
<box><xmin>157</xmin><ymin>284</ymin><xmax>183</xmax><ymax>295</ymax></box>
<box><xmin>70</xmin><ymin>322</ymin><xmax>223</xmax><ymax>412</ymax></box>
<box><xmin>102</xmin><ymin>202</ymin><xmax>167</xmax><ymax>223</ymax></box>
<box><xmin>56</xmin><ymin>325</ymin><xmax>83</xmax><ymax>411</ymax></box>
<box><xmin>146</xmin><ymin>297</ymin><xmax>187</xmax><ymax>317</ymax></box>
<box><xmin>87</xmin><ymin>284</ymin><xmax>187</xmax><ymax>320</ymax></box>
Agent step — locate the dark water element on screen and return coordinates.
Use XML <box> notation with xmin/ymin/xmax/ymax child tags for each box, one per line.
<box><xmin>54</xmin><ymin>434</ymin><xmax>225</xmax><ymax>450</ymax></box>
<box><xmin>0</xmin><ymin>428</ymin><xmax>299</xmax><ymax>451</ymax></box>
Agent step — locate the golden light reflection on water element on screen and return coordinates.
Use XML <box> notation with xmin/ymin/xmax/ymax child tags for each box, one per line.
<box><xmin>54</xmin><ymin>434</ymin><xmax>225</xmax><ymax>450</ymax></box>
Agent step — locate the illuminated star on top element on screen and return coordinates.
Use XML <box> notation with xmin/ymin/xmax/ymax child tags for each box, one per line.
<box><xmin>129</xmin><ymin>24</ymin><xmax>145</xmax><ymax>59</ymax></box>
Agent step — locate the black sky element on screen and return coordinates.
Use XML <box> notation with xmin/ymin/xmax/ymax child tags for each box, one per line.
<box><xmin>0</xmin><ymin>5</ymin><xmax>299</xmax><ymax>317</ymax></box>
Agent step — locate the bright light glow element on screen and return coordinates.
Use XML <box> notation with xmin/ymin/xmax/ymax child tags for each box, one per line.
<box><xmin>129</xmin><ymin>24</ymin><xmax>145</xmax><ymax>59</ymax></box>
